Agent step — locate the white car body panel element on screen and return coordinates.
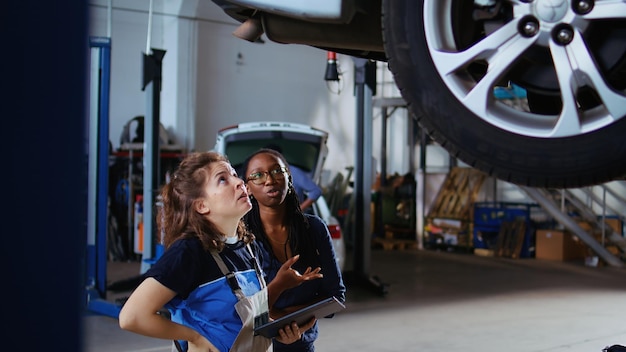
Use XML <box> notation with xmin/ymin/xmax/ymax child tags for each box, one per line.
<box><xmin>225</xmin><ymin>0</ymin><xmax>351</xmax><ymax>22</ymax></box>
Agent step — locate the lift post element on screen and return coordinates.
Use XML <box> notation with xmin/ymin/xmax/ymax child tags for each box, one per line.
<box><xmin>85</xmin><ymin>41</ymin><xmax>168</xmax><ymax>318</ymax></box>
<box><xmin>140</xmin><ymin>48</ymin><xmax>166</xmax><ymax>274</ymax></box>
<box><xmin>85</xmin><ymin>36</ymin><xmax>121</xmax><ymax>318</ymax></box>
<box><xmin>345</xmin><ymin>57</ymin><xmax>388</xmax><ymax>295</ymax></box>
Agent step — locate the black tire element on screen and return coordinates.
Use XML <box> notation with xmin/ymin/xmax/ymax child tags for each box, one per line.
<box><xmin>382</xmin><ymin>0</ymin><xmax>626</xmax><ymax>188</ymax></box>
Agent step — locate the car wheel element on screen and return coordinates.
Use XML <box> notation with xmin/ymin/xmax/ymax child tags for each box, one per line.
<box><xmin>382</xmin><ymin>0</ymin><xmax>626</xmax><ymax>188</ymax></box>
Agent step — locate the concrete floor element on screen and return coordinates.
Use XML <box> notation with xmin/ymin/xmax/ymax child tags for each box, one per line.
<box><xmin>83</xmin><ymin>248</ymin><xmax>626</xmax><ymax>352</ymax></box>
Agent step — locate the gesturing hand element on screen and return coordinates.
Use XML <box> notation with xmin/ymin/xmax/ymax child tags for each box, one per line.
<box><xmin>274</xmin><ymin>255</ymin><xmax>322</xmax><ymax>290</ymax></box>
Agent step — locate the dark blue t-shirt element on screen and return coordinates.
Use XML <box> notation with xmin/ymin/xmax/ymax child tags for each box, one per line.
<box><xmin>145</xmin><ymin>237</ymin><xmax>264</xmax><ymax>351</ymax></box>
<box><xmin>257</xmin><ymin>214</ymin><xmax>346</xmax><ymax>351</ymax></box>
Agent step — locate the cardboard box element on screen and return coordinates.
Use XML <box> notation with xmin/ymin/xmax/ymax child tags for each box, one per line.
<box><xmin>577</xmin><ymin>218</ymin><xmax>623</xmax><ymax>235</ymax></box>
<box><xmin>604</xmin><ymin>218</ymin><xmax>623</xmax><ymax>235</ymax></box>
<box><xmin>535</xmin><ymin>230</ymin><xmax>588</xmax><ymax>261</ymax></box>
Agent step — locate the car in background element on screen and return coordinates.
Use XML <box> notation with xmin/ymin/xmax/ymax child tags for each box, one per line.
<box><xmin>210</xmin><ymin>0</ymin><xmax>626</xmax><ymax>189</ymax></box>
<box><xmin>213</xmin><ymin>121</ymin><xmax>346</xmax><ymax>272</ymax></box>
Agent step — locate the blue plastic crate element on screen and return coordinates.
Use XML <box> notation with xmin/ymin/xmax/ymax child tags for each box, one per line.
<box><xmin>494</xmin><ymin>84</ymin><xmax>527</xmax><ymax>99</ymax></box>
<box><xmin>472</xmin><ymin>202</ymin><xmax>537</xmax><ymax>258</ymax></box>
<box><xmin>474</xmin><ymin>202</ymin><xmax>533</xmax><ymax>227</ymax></box>
<box><xmin>473</xmin><ymin>228</ymin><xmax>499</xmax><ymax>249</ymax></box>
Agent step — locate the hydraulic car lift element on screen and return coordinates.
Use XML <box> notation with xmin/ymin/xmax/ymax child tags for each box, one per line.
<box><xmin>85</xmin><ymin>36</ymin><xmax>118</xmax><ymax>317</ymax></box>
<box><xmin>85</xmin><ymin>36</ymin><xmax>166</xmax><ymax>317</ymax></box>
<box><xmin>345</xmin><ymin>58</ymin><xmax>389</xmax><ymax>296</ymax></box>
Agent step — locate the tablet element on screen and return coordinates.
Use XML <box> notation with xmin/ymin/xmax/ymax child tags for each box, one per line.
<box><xmin>254</xmin><ymin>296</ymin><xmax>345</xmax><ymax>338</ymax></box>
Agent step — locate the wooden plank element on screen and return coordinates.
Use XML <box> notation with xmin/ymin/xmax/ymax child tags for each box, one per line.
<box><xmin>495</xmin><ymin>220</ymin><xmax>526</xmax><ymax>259</ymax></box>
<box><xmin>372</xmin><ymin>237</ymin><xmax>418</xmax><ymax>251</ymax></box>
<box><xmin>384</xmin><ymin>225</ymin><xmax>416</xmax><ymax>240</ymax></box>
<box><xmin>427</xmin><ymin>167</ymin><xmax>487</xmax><ymax>220</ymax></box>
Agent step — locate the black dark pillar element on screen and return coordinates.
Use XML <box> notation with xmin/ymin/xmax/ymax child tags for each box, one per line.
<box><xmin>346</xmin><ymin>57</ymin><xmax>388</xmax><ymax>296</ymax></box>
<box><xmin>140</xmin><ymin>48</ymin><xmax>166</xmax><ymax>273</ymax></box>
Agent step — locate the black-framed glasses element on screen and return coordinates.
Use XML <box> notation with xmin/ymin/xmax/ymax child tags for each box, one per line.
<box><xmin>246</xmin><ymin>167</ymin><xmax>288</xmax><ymax>185</ymax></box>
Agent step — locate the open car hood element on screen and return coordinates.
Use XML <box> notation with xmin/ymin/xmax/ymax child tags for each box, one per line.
<box><xmin>213</xmin><ymin>121</ymin><xmax>329</xmax><ymax>183</ymax></box>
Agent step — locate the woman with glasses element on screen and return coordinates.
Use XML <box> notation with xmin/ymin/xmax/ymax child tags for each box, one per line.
<box><xmin>262</xmin><ymin>144</ymin><xmax>322</xmax><ymax>212</ymax></box>
<box><xmin>241</xmin><ymin>148</ymin><xmax>346</xmax><ymax>352</ymax></box>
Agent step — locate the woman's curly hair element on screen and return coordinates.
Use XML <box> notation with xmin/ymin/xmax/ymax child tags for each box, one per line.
<box><xmin>158</xmin><ymin>151</ymin><xmax>253</xmax><ymax>252</ymax></box>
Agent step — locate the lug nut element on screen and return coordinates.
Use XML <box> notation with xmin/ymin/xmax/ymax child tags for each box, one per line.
<box><xmin>553</xmin><ymin>26</ymin><xmax>575</xmax><ymax>45</ymax></box>
<box><xmin>518</xmin><ymin>16</ymin><xmax>540</xmax><ymax>38</ymax></box>
<box><xmin>574</xmin><ymin>0</ymin><xmax>594</xmax><ymax>15</ymax></box>
<box><xmin>524</xmin><ymin>21</ymin><xmax>539</xmax><ymax>36</ymax></box>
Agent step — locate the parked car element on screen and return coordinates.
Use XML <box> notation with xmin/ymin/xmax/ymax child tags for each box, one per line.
<box><xmin>213</xmin><ymin>121</ymin><xmax>346</xmax><ymax>272</ymax></box>
<box><xmin>210</xmin><ymin>0</ymin><xmax>626</xmax><ymax>188</ymax></box>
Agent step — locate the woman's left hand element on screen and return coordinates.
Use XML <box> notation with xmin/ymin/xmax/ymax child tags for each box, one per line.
<box><xmin>274</xmin><ymin>318</ymin><xmax>316</xmax><ymax>344</ymax></box>
<box><xmin>274</xmin><ymin>255</ymin><xmax>323</xmax><ymax>291</ymax></box>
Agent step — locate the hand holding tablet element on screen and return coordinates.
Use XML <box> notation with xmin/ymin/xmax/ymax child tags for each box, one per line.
<box><xmin>254</xmin><ymin>296</ymin><xmax>346</xmax><ymax>338</ymax></box>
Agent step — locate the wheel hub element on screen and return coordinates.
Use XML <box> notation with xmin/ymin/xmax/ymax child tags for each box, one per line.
<box><xmin>534</xmin><ymin>0</ymin><xmax>569</xmax><ymax>23</ymax></box>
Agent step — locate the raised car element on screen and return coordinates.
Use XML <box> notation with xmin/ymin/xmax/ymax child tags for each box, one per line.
<box><xmin>210</xmin><ymin>0</ymin><xmax>626</xmax><ymax>188</ymax></box>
